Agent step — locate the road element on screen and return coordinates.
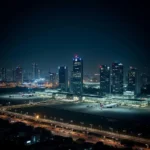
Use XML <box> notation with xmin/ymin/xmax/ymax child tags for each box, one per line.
<box><xmin>0</xmin><ymin>114</ymin><xmax>124</xmax><ymax>148</ymax></box>
<box><xmin>0</xmin><ymin>101</ymin><xmax>150</xmax><ymax>149</ymax></box>
<box><xmin>1</xmin><ymin>109</ymin><xmax>150</xmax><ymax>145</ymax></box>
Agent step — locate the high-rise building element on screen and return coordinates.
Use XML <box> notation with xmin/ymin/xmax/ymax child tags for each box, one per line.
<box><xmin>23</xmin><ymin>70</ymin><xmax>29</xmax><ymax>82</ymax></box>
<box><xmin>32</xmin><ymin>63</ymin><xmax>38</xmax><ymax>80</ymax></box>
<box><xmin>5</xmin><ymin>69</ymin><xmax>12</xmax><ymax>82</ymax></box>
<box><xmin>72</xmin><ymin>55</ymin><xmax>83</xmax><ymax>95</ymax></box>
<box><xmin>49</xmin><ymin>72</ymin><xmax>57</xmax><ymax>87</ymax></box>
<box><xmin>15</xmin><ymin>67</ymin><xmax>23</xmax><ymax>84</ymax></box>
<box><xmin>128</xmin><ymin>67</ymin><xmax>140</xmax><ymax>95</ymax></box>
<box><xmin>141</xmin><ymin>67</ymin><xmax>150</xmax><ymax>90</ymax></box>
<box><xmin>58</xmin><ymin>66</ymin><xmax>68</xmax><ymax>92</ymax></box>
<box><xmin>100</xmin><ymin>65</ymin><xmax>110</xmax><ymax>95</ymax></box>
<box><xmin>0</xmin><ymin>68</ymin><xmax>6</xmax><ymax>81</ymax></box>
<box><xmin>38</xmin><ymin>69</ymin><xmax>41</xmax><ymax>79</ymax></box>
<box><xmin>12</xmin><ymin>69</ymin><xmax>15</xmax><ymax>82</ymax></box>
<box><xmin>69</xmin><ymin>71</ymin><xmax>73</xmax><ymax>93</ymax></box>
<box><xmin>111</xmin><ymin>62</ymin><xmax>124</xmax><ymax>95</ymax></box>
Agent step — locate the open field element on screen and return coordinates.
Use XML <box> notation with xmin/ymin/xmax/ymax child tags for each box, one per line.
<box><xmin>9</xmin><ymin>102</ymin><xmax>150</xmax><ymax>138</ymax></box>
<box><xmin>12</xmin><ymin>102</ymin><xmax>150</xmax><ymax>122</ymax></box>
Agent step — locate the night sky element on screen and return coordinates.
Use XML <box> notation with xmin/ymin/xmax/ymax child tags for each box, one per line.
<box><xmin>0</xmin><ymin>0</ymin><xmax>148</xmax><ymax>73</ymax></box>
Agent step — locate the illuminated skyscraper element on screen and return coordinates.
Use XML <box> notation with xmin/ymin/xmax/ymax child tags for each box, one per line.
<box><xmin>38</xmin><ymin>69</ymin><xmax>41</xmax><ymax>79</ymax></box>
<box><xmin>32</xmin><ymin>63</ymin><xmax>38</xmax><ymax>80</ymax></box>
<box><xmin>49</xmin><ymin>72</ymin><xmax>57</xmax><ymax>87</ymax></box>
<box><xmin>58</xmin><ymin>66</ymin><xmax>68</xmax><ymax>92</ymax></box>
<box><xmin>0</xmin><ymin>68</ymin><xmax>6</xmax><ymax>81</ymax></box>
<box><xmin>128</xmin><ymin>67</ymin><xmax>141</xmax><ymax>95</ymax></box>
<box><xmin>72</xmin><ymin>55</ymin><xmax>83</xmax><ymax>95</ymax></box>
<box><xmin>111</xmin><ymin>62</ymin><xmax>123</xmax><ymax>94</ymax></box>
<box><xmin>15</xmin><ymin>67</ymin><xmax>23</xmax><ymax>84</ymax></box>
<box><xmin>100</xmin><ymin>65</ymin><xmax>110</xmax><ymax>95</ymax></box>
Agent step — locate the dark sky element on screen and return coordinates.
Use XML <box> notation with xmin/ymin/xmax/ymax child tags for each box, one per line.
<box><xmin>0</xmin><ymin>0</ymin><xmax>148</xmax><ymax>73</ymax></box>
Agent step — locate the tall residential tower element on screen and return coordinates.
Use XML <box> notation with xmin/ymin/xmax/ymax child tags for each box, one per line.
<box><xmin>111</xmin><ymin>62</ymin><xmax>124</xmax><ymax>95</ymax></box>
<box><xmin>0</xmin><ymin>68</ymin><xmax>6</xmax><ymax>82</ymax></box>
<box><xmin>100</xmin><ymin>65</ymin><xmax>110</xmax><ymax>95</ymax></box>
<box><xmin>72</xmin><ymin>55</ymin><xmax>83</xmax><ymax>95</ymax></box>
<box><xmin>32</xmin><ymin>63</ymin><xmax>38</xmax><ymax>80</ymax></box>
<box><xmin>128</xmin><ymin>67</ymin><xmax>141</xmax><ymax>95</ymax></box>
<box><xmin>15</xmin><ymin>67</ymin><xmax>23</xmax><ymax>84</ymax></box>
<box><xmin>58</xmin><ymin>66</ymin><xmax>68</xmax><ymax>92</ymax></box>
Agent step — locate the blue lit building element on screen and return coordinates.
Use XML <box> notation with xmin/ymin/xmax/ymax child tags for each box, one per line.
<box><xmin>111</xmin><ymin>62</ymin><xmax>124</xmax><ymax>95</ymax></box>
<box><xmin>72</xmin><ymin>55</ymin><xmax>83</xmax><ymax>95</ymax></box>
<box><xmin>100</xmin><ymin>65</ymin><xmax>110</xmax><ymax>95</ymax></box>
<box><xmin>58</xmin><ymin>66</ymin><xmax>68</xmax><ymax>92</ymax></box>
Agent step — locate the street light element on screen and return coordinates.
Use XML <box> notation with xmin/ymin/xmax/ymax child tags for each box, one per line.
<box><xmin>36</xmin><ymin>115</ymin><xmax>39</xmax><ymax>119</ymax></box>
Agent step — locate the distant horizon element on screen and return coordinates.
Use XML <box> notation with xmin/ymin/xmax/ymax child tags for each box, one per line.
<box><xmin>0</xmin><ymin>1</ymin><xmax>148</xmax><ymax>73</ymax></box>
<box><xmin>0</xmin><ymin>58</ymin><xmax>149</xmax><ymax>74</ymax></box>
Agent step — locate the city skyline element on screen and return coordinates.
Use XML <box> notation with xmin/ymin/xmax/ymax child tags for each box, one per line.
<box><xmin>0</xmin><ymin>57</ymin><xmax>149</xmax><ymax>74</ymax></box>
<box><xmin>0</xmin><ymin>1</ymin><xmax>148</xmax><ymax>73</ymax></box>
<box><xmin>0</xmin><ymin>1</ymin><xmax>150</xmax><ymax>148</ymax></box>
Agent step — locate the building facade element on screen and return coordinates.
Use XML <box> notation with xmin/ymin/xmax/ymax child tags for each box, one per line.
<box><xmin>128</xmin><ymin>67</ymin><xmax>140</xmax><ymax>95</ymax></box>
<box><xmin>69</xmin><ymin>71</ymin><xmax>73</xmax><ymax>93</ymax></box>
<box><xmin>32</xmin><ymin>63</ymin><xmax>38</xmax><ymax>80</ymax></box>
<box><xmin>111</xmin><ymin>62</ymin><xmax>124</xmax><ymax>95</ymax></box>
<box><xmin>141</xmin><ymin>67</ymin><xmax>150</xmax><ymax>91</ymax></box>
<box><xmin>49</xmin><ymin>72</ymin><xmax>57</xmax><ymax>87</ymax></box>
<box><xmin>58</xmin><ymin>66</ymin><xmax>68</xmax><ymax>92</ymax></box>
<box><xmin>38</xmin><ymin>69</ymin><xmax>41</xmax><ymax>79</ymax></box>
<box><xmin>72</xmin><ymin>55</ymin><xmax>83</xmax><ymax>95</ymax></box>
<box><xmin>100</xmin><ymin>65</ymin><xmax>110</xmax><ymax>95</ymax></box>
<box><xmin>12</xmin><ymin>69</ymin><xmax>15</xmax><ymax>82</ymax></box>
<box><xmin>15</xmin><ymin>67</ymin><xmax>23</xmax><ymax>84</ymax></box>
<box><xmin>0</xmin><ymin>68</ymin><xmax>6</xmax><ymax>82</ymax></box>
